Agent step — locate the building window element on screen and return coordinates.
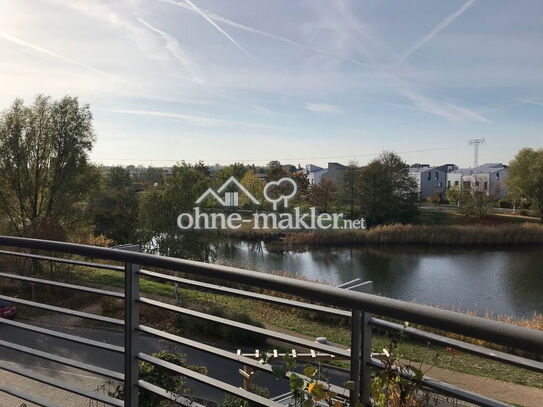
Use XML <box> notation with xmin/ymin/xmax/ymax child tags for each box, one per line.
<box><xmin>435</xmin><ymin>172</ymin><xmax>439</xmax><ymax>180</ymax></box>
<box><xmin>484</xmin><ymin>181</ymin><xmax>488</xmax><ymax>190</ymax></box>
<box><xmin>447</xmin><ymin>180</ymin><xmax>451</xmax><ymax>188</ymax></box>
<box><xmin>496</xmin><ymin>172</ymin><xmax>500</xmax><ymax>180</ymax></box>
<box><xmin>427</xmin><ymin>171</ymin><xmax>431</xmax><ymax>181</ymax></box>
<box><xmin>454</xmin><ymin>181</ymin><xmax>459</xmax><ymax>186</ymax></box>
<box><xmin>475</xmin><ymin>181</ymin><xmax>480</xmax><ymax>187</ymax></box>
<box><xmin>436</xmin><ymin>182</ymin><xmax>442</xmax><ymax>188</ymax></box>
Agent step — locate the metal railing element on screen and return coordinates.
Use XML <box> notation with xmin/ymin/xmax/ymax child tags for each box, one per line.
<box><xmin>0</xmin><ymin>236</ymin><xmax>541</xmax><ymax>407</ymax></box>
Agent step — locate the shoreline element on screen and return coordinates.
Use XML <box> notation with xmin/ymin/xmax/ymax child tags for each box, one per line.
<box><xmin>221</xmin><ymin>222</ymin><xmax>543</xmax><ymax>247</ymax></box>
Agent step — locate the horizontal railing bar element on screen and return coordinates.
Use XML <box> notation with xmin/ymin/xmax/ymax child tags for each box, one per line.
<box><xmin>138</xmin><ymin>325</ymin><xmax>349</xmax><ymax>396</ymax></box>
<box><xmin>0</xmin><ymin>271</ymin><xmax>124</xmax><ymax>298</ymax></box>
<box><xmin>137</xmin><ymin>380</ymin><xmax>207</xmax><ymax>407</ymax></box>
<box><xmin>0</xmin><ymin>383</ymin><xmax>63</xmax><ymax>407</ymax></box>
<box><xmin>0</xmin><ymin>360</ymin><xmax>124</xmax><ymax>407</ymax></box>
<box><xmin>0</xmin><ymin>317</ymin><xmax>123</xmax><ymax>353</ymax></box>
<box><xmin>371</xmin><ymin>318</ymin><xmax>543</xmax><ymax>373</ymax></box>
<box><xmin>138</xmin><ymin>352</ymin><xmax>283</xmax><ymax>407</ymax></box>
<box><xmin>0</xmin><ymin>249</ymin><xmax>123</xmax><ymax>271</ymax></box>
<box><xmin>1</xmin><ymin>236</ymin><xmax>540</xmax><ymax>352</ymax></box>
<box><xmin>0</xmin><ymin>338</ymin><xmax>123</xmax><ymax>381</ymax></box>
<box><xmin>138</xmin><ymin>324</ymin><xmax>271</xmax><ymax>373</ymax></box>
<box><xmin>139</xmin><ymin>297</ymin><xmax>350</xmax><ymax>358</ymax></box>
<box><xmin>0</xmin><ymin>294</ymin><xmax>124</xmax><ymax>326</ymax></box>
<box><xmin>139</xmin><ymin>268</ymin><xmax>351</xmax><ymax>317</ymax></box>
<box><xmin>369</xmin><ymin>359</ymin><xmax>512</xmax><ymax>407</ymax></box>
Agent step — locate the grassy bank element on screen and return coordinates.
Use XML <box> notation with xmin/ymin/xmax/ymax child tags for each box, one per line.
<box><xmin>68</xmin><ymin>266</ymin><xmax>543</xmax><ymax>390</ymax></box>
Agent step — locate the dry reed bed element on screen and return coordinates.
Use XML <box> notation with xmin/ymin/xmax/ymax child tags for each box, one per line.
<box><xmin>283</xmin><ymin>223</ymin><xmax>543</xmax><ymax>246</ymax></box>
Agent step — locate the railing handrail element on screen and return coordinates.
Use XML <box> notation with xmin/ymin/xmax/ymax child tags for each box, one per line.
<box><xmin>1</xmin><ymin>235</ymin><xmax>542</xmax><ymax>353</ymax></box>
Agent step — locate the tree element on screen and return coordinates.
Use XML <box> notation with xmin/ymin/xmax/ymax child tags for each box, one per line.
<box><xmin>138</xmin><ymin>163</ymin><xmax>214</xmax><ymax>261</ymax></box>
<box><xmin>339</xmin><ymin>161</ymin><xmax>361</xmax><ymax>218</ymax></box>
<box><xmin>508</xmin><ymin>148</ymin><xmax>543</xmax><ymax>220</ymax></box>
<box><xmin>310</xmin><ymin>178</ymin><xmax>337</xmax><ymax>213</ymax></box>
<box><xmin>240</xmin><ymin>169</ymin><xmax>264</xmax><ymax>210</ymax></box>
<box><xmin>215</xmin><ymin>162</ymin><xmax>248</xmax><ymax>186</ymax></box>
<box><xmin>87</xmin><ymin>166</ymin><xmax>138</xmax><ymax>244</ymax></box>
<box><xmin>358</xmin><ymin>151</ymin><xmax>418</xmax><ymax>226</ymax></box>
<box><xmin>265</xmin><ymin>160</ymin><xmax>289</xmax><ymax>182</ymax></box>
<box><xmin>0</xmin><ymin>95</ymin><xmax>96</xmax><ymax>238</ymax></box>
<box><xmin>107</xmin><ymin>166</ymin><xmax>132</xmax><ymax>189</ymax></box>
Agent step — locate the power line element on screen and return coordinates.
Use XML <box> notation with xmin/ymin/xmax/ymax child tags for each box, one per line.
<box><xmin>92</xmin><ymin>145</ymin><xmax>468</xmax><ymax>165</ymax></box>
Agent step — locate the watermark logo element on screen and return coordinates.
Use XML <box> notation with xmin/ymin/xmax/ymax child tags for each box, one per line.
<box><xmin>177</xmin><ymin>176</ymin><xmax>366</xmax><ymax>230</ymax></box>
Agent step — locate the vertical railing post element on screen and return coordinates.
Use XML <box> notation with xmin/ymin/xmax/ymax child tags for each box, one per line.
<box><xmin>360</xmin><ymin>282</ymin><xmax>373</xmax><ymax>406</ymax></box>
<box><xmin>349</xmin><ymin>281</ymin><xmax>373</xmax><ymax>406</ymax></box>
<box><xmin>350</xmin><ymin>308</ymin><xmax>362</xmax><ymax>404</ymax></box>
<box><xmin>121</xmin><ymin>245</ymin><xmax>140</xmax><ymax>407</ymax></box>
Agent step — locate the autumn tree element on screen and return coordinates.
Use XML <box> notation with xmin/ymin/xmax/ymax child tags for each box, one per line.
<box><xmin>310</xmin><ymin>178</ymin><xmax>337</xmax><ymax>213</ymax></box>
<box><xmin>508</xmin><ymin>148</ymin><xmax>543</xmax><ymax>220</ymax></box>
<box><xmin>240</xmin><ymin>169</ymin><xmax>264</xmax><ymax>210</ymax></box>
<box><xmin>0</xmin><ymin>95</ymin><xmax>96</xmax><ymax>239</ymax></box>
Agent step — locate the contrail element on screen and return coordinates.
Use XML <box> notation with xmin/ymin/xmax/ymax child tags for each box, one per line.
<box><xmin>400</xmin><ymin>0</ymin><xmax>477</xmax><ymax>60</ymax></box>
<box><xmin>138</xmin><ymin>18</ymin><xmax>204</xmax><ymax>84</ymax></box>
<box><xmin>184</xmin><ymin>0</ymin><xmax>255</xmax><ymax>62</ymax></box>
<box><xmin>0</xmin><ymin>32</ymin><xmax>136</xmax><ymax>88</ymax></box>
<box><xmin>108</xmin><ymin>108</ymin><xmax>274</xmax><ymax>128</ymax></box>
<box><xmin>158</xmin><ymin>0</ymin><xmax>367</xmax><ymax>66</ymax></box>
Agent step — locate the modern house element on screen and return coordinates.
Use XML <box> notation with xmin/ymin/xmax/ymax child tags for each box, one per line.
<box><xmin>305</xmin><ymin>162</ymin><xmax>346</xmax><ymax>185</ymax></box>
<box><xmin>446</xmin><ymin>163</ymin><xmax>508</xmax><ymax>198</ymax></box>
<box><xmin>408</xmin><ymin>165</ymin><xmax>447</xmax><ymax>200</ymax></box>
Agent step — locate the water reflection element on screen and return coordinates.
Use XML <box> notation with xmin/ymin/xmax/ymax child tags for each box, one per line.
<box><xmin>212</xmin><ymin>240</ymin><xmax>542</xmax><ymax>318</ymax></box>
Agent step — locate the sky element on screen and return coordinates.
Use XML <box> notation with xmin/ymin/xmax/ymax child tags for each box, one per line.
<box><xmin>0</xmin><ymin>0</ymin><xmax>542</xmax><ymax>168</ymax></box>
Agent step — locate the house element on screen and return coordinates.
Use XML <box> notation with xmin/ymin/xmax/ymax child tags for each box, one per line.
<box><xmin>446</xmin><ymin>163</ymin><xmax>508</xmax><ymax>198</ymax></box>
<box><xmin>409</xmin><ymin>165</ymin><xmax>447</xmax><ymax>200</ymax></box>
<box><xmin>304</xmin><ymin>162</ymin><xmax>346</xmax><ymax>185</ymax></box>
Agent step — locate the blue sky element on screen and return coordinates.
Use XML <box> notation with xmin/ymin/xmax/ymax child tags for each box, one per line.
<box><xmin>0</xmin><ymin>0</ymin><xmax>542</xmax><ymax>167</ymax></box>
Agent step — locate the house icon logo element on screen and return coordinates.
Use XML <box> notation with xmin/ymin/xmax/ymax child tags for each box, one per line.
<box><xmin>195</xmin><ymin>176</ymin><xmax>260</xmax><ymax>207</ymax></box>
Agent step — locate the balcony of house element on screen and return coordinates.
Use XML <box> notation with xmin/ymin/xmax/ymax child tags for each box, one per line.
<box><xmin>0</xmin><ymin>236</ymin><xmax>541</xmax><ymax>407</ymax></box>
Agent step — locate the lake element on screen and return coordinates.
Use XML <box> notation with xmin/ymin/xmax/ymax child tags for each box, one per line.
<box><xmin>212</xmin><ymin>240</ymin><xmax>542</xmax><ymax>318</ymax></box>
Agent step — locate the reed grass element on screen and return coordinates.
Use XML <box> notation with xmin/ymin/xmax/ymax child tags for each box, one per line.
<box><xmin>283</xmin><ymin>223</ymin><xmax>543</xmax><ymax>246</ymax></box>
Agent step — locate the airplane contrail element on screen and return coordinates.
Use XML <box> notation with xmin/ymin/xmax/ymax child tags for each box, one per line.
<box><xmin>184</xmin><ymin>0</ymin><xmax>255</xmax><ymax>62</ymax></box>
<box><xmin>158</xmin><ymin>0</ymin><xmax>367</xmax><ymax>66</ymax></box>
<box><xmin>400</xmin><ymin>0</ymin><xmax>478</xmax><ymax>61</ymax></box>
<box><xmin>138</xmin><ymin>18</ymin><xmax>204</xmax><ymax>84</ymax></box>
<box><xmin>0</xmin><ymin>32</ymin><xmax>137</xmax><ymax>88</ymax></box>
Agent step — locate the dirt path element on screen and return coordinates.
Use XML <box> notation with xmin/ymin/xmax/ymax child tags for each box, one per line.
<box><xmin>421</xmin><ymin>364</ymin><xmax>543</xmax><ymax>407</ymax></box>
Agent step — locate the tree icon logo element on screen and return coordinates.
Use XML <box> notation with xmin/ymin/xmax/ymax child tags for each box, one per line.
<box><xmin>263</xmin><ymin>177</ymin><xmax>297</xmax><ymax>210</ymax></box>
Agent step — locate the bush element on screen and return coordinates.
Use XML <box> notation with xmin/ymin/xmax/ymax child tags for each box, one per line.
<box><xmin>497</xmin><ymin>199</ymin><xmax>513</xmax><ymax>208</ymax></box>
<box><xmin>175</xmin><ymin>305</ymin><xmax>267</xmax><ymax>346</ymax></box>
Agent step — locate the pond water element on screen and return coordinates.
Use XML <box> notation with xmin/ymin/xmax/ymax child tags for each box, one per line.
<box><xmin>212</xmin><ymin>240</ymin><xmax>543</xmax><ymax>318</ymax></box>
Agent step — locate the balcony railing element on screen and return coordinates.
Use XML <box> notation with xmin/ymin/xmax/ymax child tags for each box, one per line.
<box><xmin>0</xmin><ymin>236</ymin><xmax>541</xmax><ymax>407</ymax></box>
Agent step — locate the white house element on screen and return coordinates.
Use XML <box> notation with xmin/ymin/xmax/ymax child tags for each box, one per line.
<box><xmin>409</xmin><ymin>165</ymin><xmax>447</xmax><ymax>200</ymax></box>
<box><xmin>304</xmin><ymin>162</ymin><xmax>346</xmax><ymax>185</ymax></box>
<box><xmin>446</xmin><ymin>163</ymin><xmax>508</xmax><ymax>199</ymax></box>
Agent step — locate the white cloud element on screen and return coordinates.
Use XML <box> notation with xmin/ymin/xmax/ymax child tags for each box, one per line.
<box><xmin>305</xmin><ymin>103</ymin><xmax>344</xmax><ymax>115</ymax></box>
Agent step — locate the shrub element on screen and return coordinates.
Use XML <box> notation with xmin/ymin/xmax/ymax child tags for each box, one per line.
<box><xmin>175</xmin><ymin>305</ymin><xmax>267</xmax><ymax>346</ymax></box>
<box><xmin>497</xmin><ymin>199</ymin><xmax>513</xmax><ymax>209</ymax></box>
